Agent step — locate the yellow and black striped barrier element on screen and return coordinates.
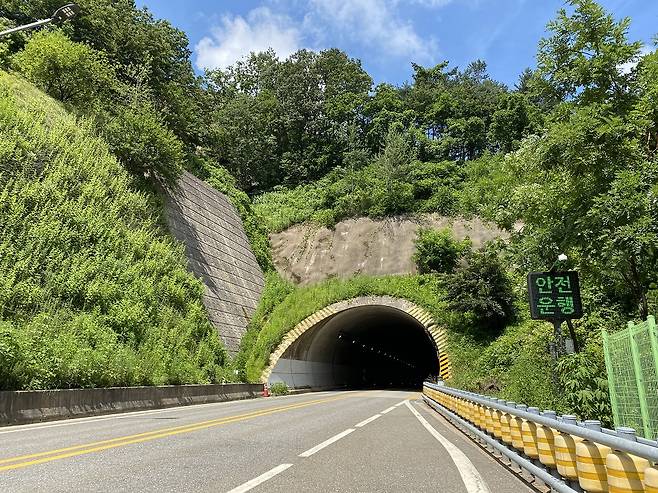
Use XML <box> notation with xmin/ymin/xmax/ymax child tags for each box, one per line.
<box><xmin>422</xmin><ymin>382</ymin><xmax>658</xmax><ymax>493</ymax></box>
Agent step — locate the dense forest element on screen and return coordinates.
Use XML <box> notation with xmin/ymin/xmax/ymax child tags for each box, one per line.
<box><xmin>1</xmin><ymin>0</ymin><xmax>657</xmax><ymax>421</ymax></box>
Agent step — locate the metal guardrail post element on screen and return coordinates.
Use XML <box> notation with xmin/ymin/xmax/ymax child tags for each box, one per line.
<box><xmin>423</xmin><ymin>382</ymin><xmax>658</xmax><ymax>493</ymax></box>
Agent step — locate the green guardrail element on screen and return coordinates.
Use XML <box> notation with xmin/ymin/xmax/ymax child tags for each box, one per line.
<box><xmin>603</xmin><ymin>315</ymin><xmax>658</xmax><ymax>439</ymax></box>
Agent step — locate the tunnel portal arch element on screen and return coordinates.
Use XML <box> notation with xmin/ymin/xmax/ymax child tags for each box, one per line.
<box><xmin>262</xmin><ymin>296</ymin><xmax>451</xmax><ymax>389</ymax></box>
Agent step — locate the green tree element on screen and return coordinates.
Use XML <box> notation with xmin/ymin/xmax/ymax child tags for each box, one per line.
<box><xmin>2</xmin><ymin>0</ymin><xmax>205</xmax><ymax>151</ymax></box>
<box><xmin>11</xmin><ymin>30</ymin><xmax>114</xmax><ymax>107</ymax></box>
<box><xmin>488</xmin><ymin>93</ymin><xmax>539</xmax><ymax>153</ymax></box>
<box><xmin>499</xmin><ymin>0</ymin><xmax>654</xmax><ymax>316</ymax></box>
<box><xmin>413</xmin><ymin>227</ymin><xmax>470</xmax><ymax>274</ymax></box>
<box><xmin>206</xmin><ymin>48</ymin><xmax>371</xmax><ymax>192</ymax></box>
<box><xmin>101</xmin><ymin>100</ymin><xmax>184</xmax><ymax>184</ymax></box>
<box><xmin>446</xmin><ymin>249</ymin><xmax>516</xmax><ymax>332</ymax></box>
<box><xmin>535</xmin><ymin>0</ymin><xmax>641</xmax><ymax>109</ymax></box>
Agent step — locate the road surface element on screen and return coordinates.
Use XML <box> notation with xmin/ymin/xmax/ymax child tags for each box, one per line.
<box><xmin>0</xmin><ymin>390</ymin><xmax>534</xmax><ymax>492</ymax></box>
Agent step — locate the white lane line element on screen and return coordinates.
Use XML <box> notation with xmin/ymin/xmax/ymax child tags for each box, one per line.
<box><xmin>394</xmin><ymin>400</ymin><xmax>407</xmax><ymax>407</ymax></box>
<box><xmin>298</xmin><ymin>429</ymin><xmax>355</xmax><ymax>457</ymax></box>
<box><xmin>381</xmin><ymin>406</ymin><xmax>396</xmax><ymax>414</ymax></box>
<box><xmin>226</xmin><ymin>464</ymin><xmax>293</xmax><ymax>493</ymax></box>
<box><xmin>405</xmin><ymin>401</ymin><xmax>490</xmax><ymax>493</ymax></box>
<box><xmin>355</xmin><ymin>414</ymin><xmax>381</xmax><ymax>428</ymax></box>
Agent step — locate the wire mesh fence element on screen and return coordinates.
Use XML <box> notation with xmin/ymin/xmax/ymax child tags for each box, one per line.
<box><xmin>603</xmin><ymin>315</ymin><xmax>658</xmax><ymax>439</ymax></box>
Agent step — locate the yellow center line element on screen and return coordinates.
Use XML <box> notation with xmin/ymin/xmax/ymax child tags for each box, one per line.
<box><xmin>0</xmin><ymin>393</ymin><xmax>358</xmax><ymax>472</ymax></box>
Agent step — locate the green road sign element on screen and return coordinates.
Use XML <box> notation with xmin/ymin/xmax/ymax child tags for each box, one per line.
<box><xmin>527</xmin><ymin>271</ymin><xmax>583</xmax><ymax>320</ymax></box>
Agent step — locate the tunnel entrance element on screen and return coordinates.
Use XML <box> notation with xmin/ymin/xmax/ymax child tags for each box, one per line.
<box><xmin>267</xmin><ymin>300</ymin><xmax>443</xmax><ymax>390</ymax></box>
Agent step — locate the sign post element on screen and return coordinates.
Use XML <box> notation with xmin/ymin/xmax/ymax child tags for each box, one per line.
<box><xmin>528</xmin><ymin>271</ymin><xmax>583</xmax><ymax>358</ymax></box>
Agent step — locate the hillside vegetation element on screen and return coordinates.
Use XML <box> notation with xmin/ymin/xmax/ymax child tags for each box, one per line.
<box><xmin>1</xmin><ymin>0</ymin><xmax>656</xmax><ymax>425</ymax></box>
<box><xmin>0</xmin><ymin>72</ymin><xmax>226</xmax><ymax>389</ymax></box>
<box><xmin>241</xmin><ymin>0</ymin><xmax>658</xmax><ymax>423</ymax></box>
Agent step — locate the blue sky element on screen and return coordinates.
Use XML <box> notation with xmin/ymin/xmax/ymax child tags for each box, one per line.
<box><xmin>136</xmin><ymin>0</ymin><xmax>658</xmax><ymax>88</ymax></box>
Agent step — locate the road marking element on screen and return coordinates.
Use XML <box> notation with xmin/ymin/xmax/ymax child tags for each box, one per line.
<box><xmin>405</xmin><ymin>401</ymin><xmax>491</xmax><ymax>493</ymax></box>
<box><xmin>381</xmin><ymin>406</ymin><xmax>396</xmax><ymax>414</ymax></box>
<box><xmin>394</xmin><ymin>400</ymin><xmax>407</xmax><ymax>407</ymax></box>
<box><xmin>298</xmin><ymin>428</ymin><xmax>355</xmax><ymax>458</ymax></box>
<box><xmin>0</xmin><ymin>394</ymin><xmax>356</xmax><ymax>472</ymax></box>
<box><xmin>0</xmin><ymin>391</ymin><xmax>339</xmax><ymax>435</ymax></box>
<box><xmin>355</xmin><ymin>414</ymin><xmax>381</xmax><ymax>428</ymax></box>
<box><xmin>226</xmin><ymin>464</ymin><xmax>293</xmax><ymax>493</ymax></box>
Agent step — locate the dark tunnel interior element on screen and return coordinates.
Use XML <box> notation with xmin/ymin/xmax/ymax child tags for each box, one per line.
<box><xmin>269</xmin><ymin>306</ymin><xmax>440</xmax><ymax>390</ymax></box>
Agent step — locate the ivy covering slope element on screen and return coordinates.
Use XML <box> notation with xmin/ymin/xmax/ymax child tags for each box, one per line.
<box><xmin>0</xmin><ymin>72</ymin><xmax>227</xmax><ymax>390</ymax></box>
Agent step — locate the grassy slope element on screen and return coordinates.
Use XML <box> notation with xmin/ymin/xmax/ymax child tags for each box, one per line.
<box><xmin>0</xmin><ymin>72</ymin><xmax>227</xmax><ymax>390</ymax></box>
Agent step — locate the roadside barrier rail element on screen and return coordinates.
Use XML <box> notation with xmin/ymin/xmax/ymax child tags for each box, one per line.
<box><xmin>423</xmin><ymin>382</ymin><xmax>658</xmax><ymax>493</ymax></box>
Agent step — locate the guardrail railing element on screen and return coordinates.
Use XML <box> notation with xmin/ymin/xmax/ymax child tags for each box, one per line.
<box><xmin>423</xmin><ymin>382</ymin><xmax>658</xmax><ymax>493</ymax></box>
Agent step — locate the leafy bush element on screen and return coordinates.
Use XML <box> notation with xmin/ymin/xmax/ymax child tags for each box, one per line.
<box><xmin>12</xmin><ymin>31</ymin><xmax>185</xmax><ymax>186</ymax></box>
<box><xmin>101</xmin><ymin>101</ymin><xmax>183</xmax><ymax>185</ymax></box>
<box><xmin>413</xmin><ymin>227</ymin><xmax>470</xmax><ymax>274</ymax></box>
<box><xmin>12</xmin><ymin>30</ymin><xmax>114</xmax><ymax>108</ymax></box>
<box><xmin>448</xmin><ymin>320</ymin><xmax>562</xmax><ymax>411</ymax></box>
<box><xmin>0</xmin><ymin>72</ymin><xmax>226</xmax><ymax>389</ymax></box>
<box><xmin>556</xmin><ymin>341</ymin><xmax>612</xmax><ymax>426</ymax></box>
<box><xmin>446</xmin><ymin>249</ymin><xmax>516</xmax><ymax>333</ymax></box>
<box><xmin>270</xmin><ymin>382</ymin><xmax>289</xmax><ymax>396</ymax></box>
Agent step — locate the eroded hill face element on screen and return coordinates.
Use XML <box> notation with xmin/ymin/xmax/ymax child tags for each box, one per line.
<box><xmin>270</xmin><ymin>214</ymin><xmax>508</xmax><ymax>285</ymax></box>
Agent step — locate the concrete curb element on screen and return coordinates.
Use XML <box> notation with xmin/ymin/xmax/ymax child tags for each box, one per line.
<box><xmin>0</xmin><ymin>383</ymin><xmax>263</xmax><ymax>426</ymax></box>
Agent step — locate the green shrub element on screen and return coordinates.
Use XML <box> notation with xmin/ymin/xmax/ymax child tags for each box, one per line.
<box><xmin>446</xmin><ymin>248</ymin><xmax>516</xmax><ymax>333</ymax></box>
<box><xmin>101</xmin><ymin>102</ymin><xmax>183</xmax><ymax>185</ymax></box>
<box><xmin>413</xmin><ymin>227</ymin><xmax>470</xmax><ymax>274</ymax></box>
<box><xmin>556</xmin><ymin>340</ymin><xmax>612</xmax><ymax>426</ymax></box>
<box><xmin>12</xmin><ymin>30</ymin><xmax>115</xmax><ymax>108</ymax></box>
<box><xmin>448</xmin><ymin>320</ymin><xmax>562</xmax><ymax>410</ymax></box>
<box><xmin>270</xmin><ymin>382</ymin><xmax>289</xmax><ymax>396</ymax></box>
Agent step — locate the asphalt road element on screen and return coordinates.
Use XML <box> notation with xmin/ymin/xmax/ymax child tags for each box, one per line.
<box><xmin>0</xmin><ymin>390</ymin><xmax>535</xmax><ymax>492</ymax></box>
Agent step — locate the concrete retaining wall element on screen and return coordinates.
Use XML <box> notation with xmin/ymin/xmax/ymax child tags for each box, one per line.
<box><xmin>164</xmin><ymin>171</ymin><xmax>265</xmax><ymax>354</ymax></box>
<box><xmin>0</xmin><ymin>383</ymin><xmax>263</xmax><ymax>426</ymax></box>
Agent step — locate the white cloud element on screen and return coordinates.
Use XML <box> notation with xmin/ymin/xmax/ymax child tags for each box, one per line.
<box><xmin>407</xmin><ymin>0</ymin><xmax>454</xmax><ymax>6</ymax></box>
<box><xmin>195</xmin><ymin>1</ymin><xmax>447</xmax><ymax>71</ymax></box>
<box><xmin>306</xmin><ymin>0</ymin><xmax>437</xmax><ymax>62</ymax></box>
<box><xmin>195</xmin><ymin>7</ymin><xmax>302</xmax><ymax>71</ymax></box>
<box><xmin>618</xmin><ymin>46</ymin><xmax>653</xmax><ymax>75</ymax></box>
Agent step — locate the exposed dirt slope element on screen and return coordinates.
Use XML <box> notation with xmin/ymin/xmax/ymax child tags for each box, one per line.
<box><xmin>271</xmin><ymin>214</ymin><xmax>508</xmax><ymax>285</ymax></box>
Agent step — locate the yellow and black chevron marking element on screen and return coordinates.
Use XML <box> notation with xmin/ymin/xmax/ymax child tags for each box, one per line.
<box><xmin>261</xmin><ymin>297</ymin><xmax>452</xmax><ymax>382</ymax></box>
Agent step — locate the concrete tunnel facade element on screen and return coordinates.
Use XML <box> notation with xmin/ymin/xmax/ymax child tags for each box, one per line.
<box><xmin>262</xmin><ymin>296</ymin><xmax>452</xmax><ymax>390</ymax></box>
